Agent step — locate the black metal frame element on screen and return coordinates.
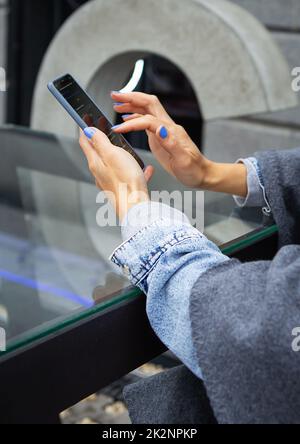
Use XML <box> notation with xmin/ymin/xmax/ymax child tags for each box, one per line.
<box><xmin>0</xmin><ymin>293</ymin><xmax>166</xmax><ymax>424</ymax></box>
<box><xmin>0</xmin><ymin>126</ymin><xmax>279</xmax><ymax>423</ymax></box>
<box><xmin>0</xmin><ymin>229</ymin><xmax>278</xmax><ymax>424</ymax></box>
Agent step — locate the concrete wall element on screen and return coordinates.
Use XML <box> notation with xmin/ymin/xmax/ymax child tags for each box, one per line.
<box><xmin>1</xmin><ymin>0</ymin><xmax>299</xmax><ymax>151</ymax></box>
<box><xmin>204</xmin><ymin>0</ymin><xmax>300</xmax><ymax>162</ymax></box>
<box><xmin>0</xmin><ymin>0</ymin><xmax>7</xmax><ymax>125</ymax></box>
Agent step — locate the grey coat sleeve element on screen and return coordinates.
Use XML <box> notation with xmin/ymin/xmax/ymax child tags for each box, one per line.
<box><xmin>190</xmin><ymin>147</ymin><xmax>300</xmax><ymax>423</ymax></box>
<box><xmin>190</xmin><ymin>246</ymin><xmax>300</xmax><ymax>424</ymax></box>
<box><xmin>256</xmin><ymin>147</ymin><xmax>300</xmax><ymax>246</ymax></box>
<box><xmin>123</xmin><ymin>365</ymin><xmax>217</xmax><ymax>425</ymax></box>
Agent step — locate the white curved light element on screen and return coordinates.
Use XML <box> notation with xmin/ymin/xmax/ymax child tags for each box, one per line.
<box><xmin>119</xmin><ymin>59</ymin><xmax>145</xmax><ymax>93</ymax></box>
<box><xmin>0</xmin><ymin>67</ymin><xmax>6</xmax><ymax>92</ymax></box>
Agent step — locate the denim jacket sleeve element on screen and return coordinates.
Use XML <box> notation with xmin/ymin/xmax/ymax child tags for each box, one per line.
<box><xmin>111</xmin><ymin>203</ymin><xmax>230</xmax><ymax>379</ymax></box>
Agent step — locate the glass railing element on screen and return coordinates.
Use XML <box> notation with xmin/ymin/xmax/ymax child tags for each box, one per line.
<box><xmin>0</xmin><ymin>126</ymin><xmax>277</xmax><ymax>355</ymax></box>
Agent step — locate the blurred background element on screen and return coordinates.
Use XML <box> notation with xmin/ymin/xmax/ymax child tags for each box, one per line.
<box><xmin>0</xmin><ymin>0</ymin><xmax>300</xmax><ymax>157</ymax></box>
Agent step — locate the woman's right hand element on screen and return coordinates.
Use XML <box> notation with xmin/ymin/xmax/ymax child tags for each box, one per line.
<box><xmin>111</xmin><ymin>91</ymin><xmax>213</xmax><ymax>189</ymax></box>
<box><xmin>111</xmin><ymin>91</ymin><xmax>248</xmax><ymax>197</ymax></box>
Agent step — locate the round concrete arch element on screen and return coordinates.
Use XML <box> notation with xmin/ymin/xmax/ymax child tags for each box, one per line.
<box><xmin>31</xmin><ymin>0</ymin><xmax>297</xmax><ymax>138</ymax></box>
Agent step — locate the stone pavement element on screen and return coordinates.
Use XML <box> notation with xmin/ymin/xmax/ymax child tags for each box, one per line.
<box><xmin>60</xmin><ymin>363</ymin><xmax>164</xmax><ymax>425</ymax></box>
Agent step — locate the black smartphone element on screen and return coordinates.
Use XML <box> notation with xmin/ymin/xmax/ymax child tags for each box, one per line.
<box><xmin>48</xmin><ymin>73</ymin><xmax>145</xmax><ymax>169</ymax></box>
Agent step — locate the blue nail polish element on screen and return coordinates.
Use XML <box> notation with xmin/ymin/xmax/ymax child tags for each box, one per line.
<box><xmin>122</xmin><ymin>114</ymin><xmax>132</xmax><ymax>119</ymax></box>
<box><xmin>159</xmin><ymin>126</ymin><xmax>168</xmax><ymax>139</ymax></box>
<box><xmin>114</xmin><ymin>102</ymin><xmax>124</xmax><ymax>106</ymax></box>
<box><xmin>84</xmin><ymin>127</ymin><xmax>96</xmax><ymax>140</ymax></box>
<box><xmin>111</xmin><ymin>124</ymin><xmax>122</xmax><ymax>130</ymax></box>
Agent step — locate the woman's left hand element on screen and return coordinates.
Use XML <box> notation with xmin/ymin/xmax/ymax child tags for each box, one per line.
<box><xmin>79</xmin><ymin>127</ymin><xmax>153</xmax><ymax>221</ymax></box>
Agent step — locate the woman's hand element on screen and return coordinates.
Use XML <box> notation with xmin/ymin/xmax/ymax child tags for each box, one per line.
<box><xmin>79</xmin><ymin>128</ymin><xmax>153</xmax><ymax>221</ymax></box>
<box><xmin>111</xmin><ymin>91</ymin><xmax>247</xmax><ymax>197</ymax></box>
<box><xmin>111</xmin><ymin>91</ymin><xmax>211</xmax><ymax>189</ymax></box>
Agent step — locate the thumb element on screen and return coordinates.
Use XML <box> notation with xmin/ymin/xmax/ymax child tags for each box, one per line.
<box><xmin>83</xmin><ymin>127</ymin><xmax>112</xmax><ymax>155</ymax></box>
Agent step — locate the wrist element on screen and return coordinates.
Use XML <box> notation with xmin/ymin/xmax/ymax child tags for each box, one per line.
<box><xmin>200</xmin><ymin>159</ymin><xmax>217</xmax><ymax>190</ymax></box>
<box><xmin>201</xmin><ymin>161</ymin><xmax>248</xmax><ymax>197</ymax></box>
<box><xmin>118</xmin><ymin>187</ymin><xmax>150</xmax><ymax>221</ymax></box>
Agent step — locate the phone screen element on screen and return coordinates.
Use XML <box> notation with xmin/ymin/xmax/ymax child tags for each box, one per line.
<box><xmin>52</xmin><ymin>74</ymin><xmax>144</xmax><ymax>169</ymax></box>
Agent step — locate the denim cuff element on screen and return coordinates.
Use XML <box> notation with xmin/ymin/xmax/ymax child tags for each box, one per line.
<box><xmin>110</xmin><ymin>220</ymin><xmax>202</xmax><ymax>292</ymax></box>
<box><xmin>121</xmin><ymin>201</ymin><xmax>191</xmax><ymax>241</ymax></box>
<box><xmin>234</xmin><ymin>157</ymin><xmax>271</xmax><ymax>213</ymax></box>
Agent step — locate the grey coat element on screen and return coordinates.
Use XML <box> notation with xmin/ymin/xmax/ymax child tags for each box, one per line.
<box><xmin>124</xmin><ymin>148</ymin><xmax>300</xmax><ymax>424</ymax></box>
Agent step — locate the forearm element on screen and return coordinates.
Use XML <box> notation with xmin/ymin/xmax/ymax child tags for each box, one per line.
<box><xmin>111</xmin><ymin>204</ymin><xmax>230</xmax><ymax>379</ymax></box>
<box><xmin>203</xmin><ymin>157</ymin><xmax>271</xmax><ymax>213</ymax></box>
<box><xmin>203</xmin><ymin>161</ymin><xmax>247</xmax><ymax>197</ymax></box>
<box><xmin>144</xmin><ymin>232</ymin><xmax>229</xmax><ymax>380</ymax></box>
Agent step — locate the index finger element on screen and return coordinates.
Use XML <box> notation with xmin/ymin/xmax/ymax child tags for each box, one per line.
<box><xmin>111</xmin><ymin>91</ymin><xmax>173</xmax><ymax>122</ymax></box>
<box><xmin>111</xmin><ymin>91</ymin><xmax>154</xmax><ymax>108</ymax></box>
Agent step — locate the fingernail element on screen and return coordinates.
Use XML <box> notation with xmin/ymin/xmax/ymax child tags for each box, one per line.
<box><xmin>122</xmin><ymin>114</ymin><xmax>132</xmax><ymax>119</ymax></box>
<box><xmin>84</xmin><ymin>127</ymin><xmax>96</xmax><ymax>140</ymax></box>
<box><xmin>113</xmin><ymin>102</ymin><xmax>124</xmax><ymax>106</ymax></box>
<box><xmin>111</xmin><ymin>124</ymin><xmax>123</xmax><ymax>130</ymax></box>
<box><xmin>111</xmin><ymin>91</ymin><xmax>122</xmax><ymax>94</ymax></box>
<box><xmin>159</xmin><ymin>126</ymin><xmax>168</xmax><ymax>139</ymax></box>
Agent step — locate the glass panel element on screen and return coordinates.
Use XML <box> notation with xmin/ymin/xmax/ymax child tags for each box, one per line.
<box><xmin>0</xmin><ymin>126</ymin><xmax>276</xmax><ymax>355</ymax></box>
